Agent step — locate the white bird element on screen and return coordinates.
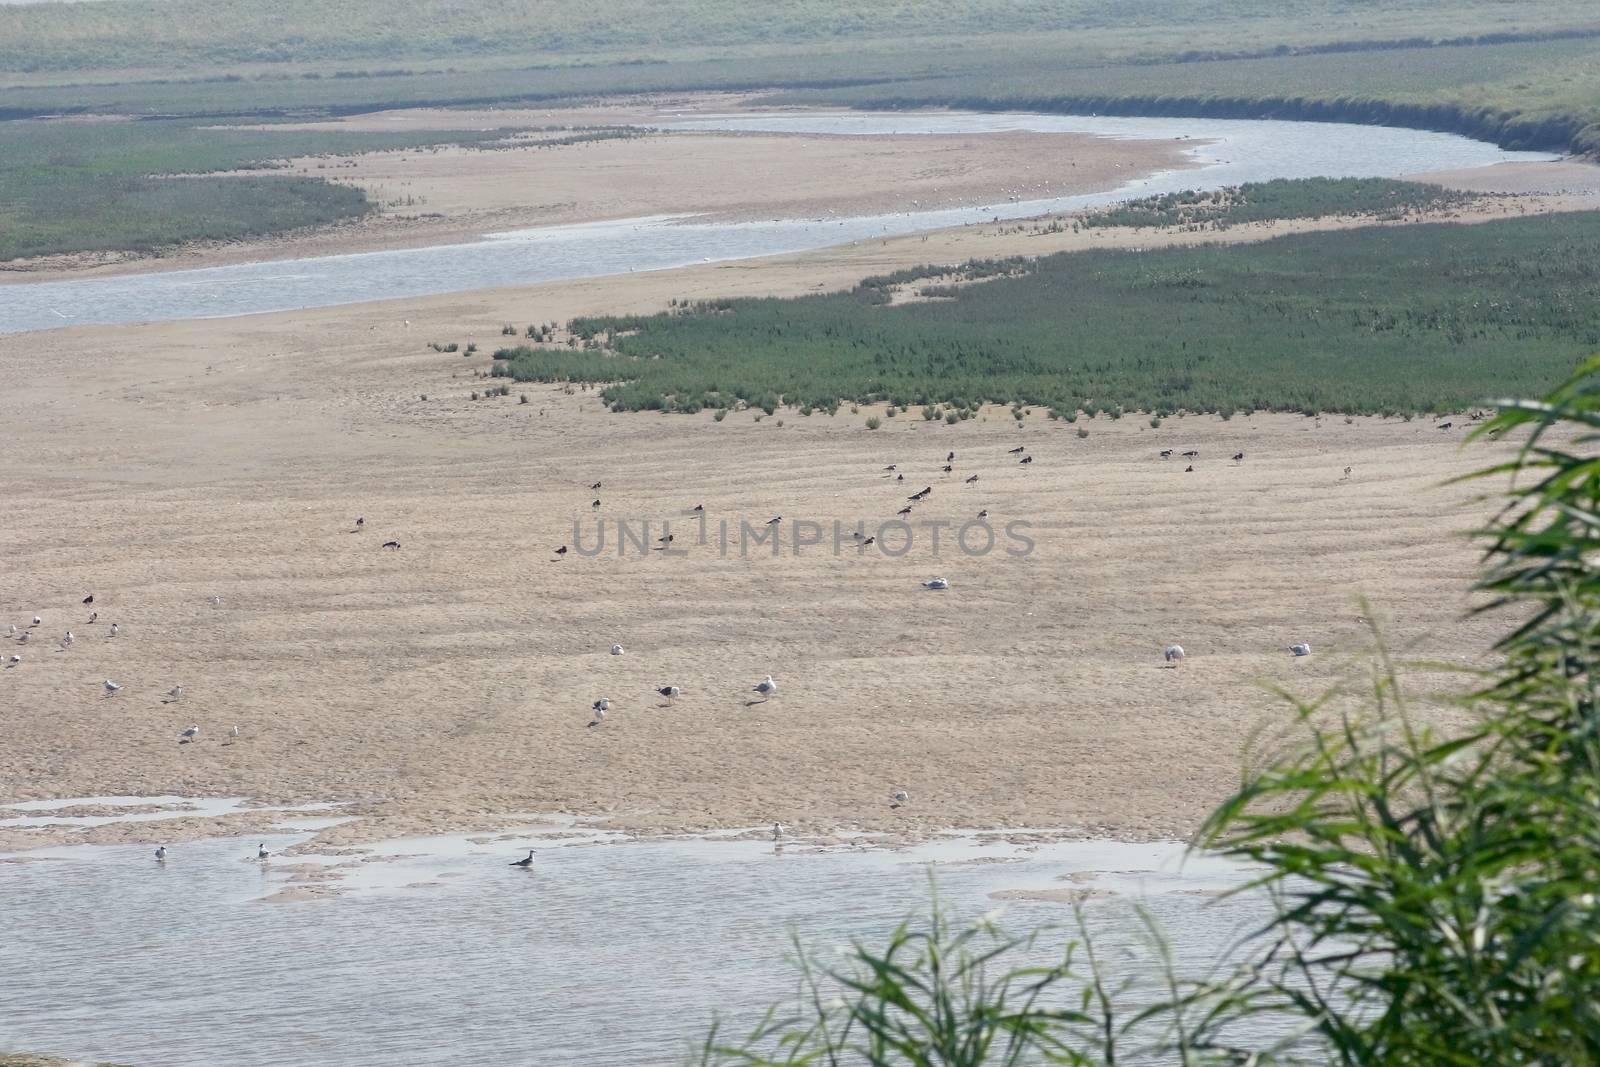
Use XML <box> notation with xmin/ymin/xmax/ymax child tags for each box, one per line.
<box><xmin>164</xmin><ymin>685</ymin><xmax>184</xmax><ymax>702</ymax></box>
<box><xmin>923</xmin><ymin>577</ymin><xmax>950</xmax><ymax>590</ymax></box>
<box><xmin>772</xmin><ymin>822</ymin><xmax>783</xmax><ymax>843</ymax></box>
<box><xmin>30</xmin><ymin>616</ymin><xmax>41</xmax><ymax>627</ymax></box>
<box><xmin>103</xmin><ymin>679</ymin><xmax>123</xmax><ymax>695</ymax></box>
<box><xmin>890</xmin><ymin>789</ymin><xmax>911</xmax><ymax>808</ymax></box>
<box><xmin>589</xmin><ymin>707</ymin><xmax>607</xmax><ymax>728</ymax></box>
<box><xmin>1164</xmin><ymin>644</ymin><xmax>1186</xmax><ymax>665</ymax></box>
<box><xmin>657</xmin><ymin>685</ymin><xmax>681</xmax><ymax>703</ymax></box>
<box><xmin>230</xmin><ymin>725</ymin><xmax>240</xmax><ymax>741</ymax></box>
<box><xmin>87</xmin><ymin>612</ymin><xmax>97</xmax><ymax>625</ymax></box>
<box><xmin>108</xmin><ymin>622</ymin><xmax>120</xmax><ymax>637</ymax></box>
<box><xmin>210</xmin><ymin>596</ymin><xmax>223</xmax><ymax>608</ymax></box>
<box><xmin>752</xmin><ymin>675</ymin><xmax>777</xmax><ymax>700</ymax></box>
<box><xmin>14</xmin><ymin>632</ymin><xmax>25</xmax><ymax>645</ymax></box>
<box><xmin>610</xmin><ymin>644</ymin><xmax>624</xmax><ymax>655</ymax></box>
<box><xmin>178</xmin><ymin>724</ymin><xmax>199</xmax><ymax>743</ymax></box>
<box><xmin>60</xmin><ymin>631</ymin><xmax>74</xmax><ymax>649</ymax></box>
<box><xmin>6</xmin><ymin>654</ymin><xmax>18</xmax><ymax>667</ymax></box>
<box><xmin>1289</xmin><ymin>642</ymin><xmax>1312</xmax><ymax>657</ymax></box>
<box><xmin>154</xmin><ymin>846</ymin><xmax>167</xmax><ymax>861</ymax></box>
<box><xmin>257</xmin><ymin>843</ymin><xmax>269</xmax><ymax>860</ymax></box>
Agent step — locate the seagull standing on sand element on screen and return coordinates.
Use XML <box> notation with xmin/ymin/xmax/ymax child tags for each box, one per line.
<box><xmin>589</xmin><ymin>698</ymin><xmax>610</xmax><ymax>727</ymax></box>
<box><xmin>510</xmin><ymin>849</ymin><xmax>535</xmax><ymax>868</ymax></box>
<box><xmin>1289</xmin><ymin>642</ymin><xmax>1312</xmax><ymax>657</ymax></box>
<box><xmin>179</xmin><ymin>724</ymin><xmax>199</xmax><ymax>743</ymax></box>
<box><xmin>108</xmin><ymin>622</ymin><xmax>120</xmax><ymax>638</ymax></box>
<box><xmin>83</xmin><ymin>595</ymin><xmax>94</xmax><ymax>605</ymax></box>
<box><xmin>164</xmin><ymin>685</ymin><xmax>184</xmax><ymax>703</ymax></box>
<box><xmin>60</xmin><ymin>631</ymin><xmax>74</xmax><ymax>649</ymax></box>
<box><xmin>752</xmin><ymin>675</ymin><xmax>777</xmax><ymax>701</ymax></box>
<box><xmin>890</xmin><ymin>789</ymin><xmax>910</xmax><ymax>809</ymax></box>
<box><xmin>922</xmin><ymin>577</ymin><xmax>949</xmax><ymax>590</ymax></box>
<box><xmin>1164</xmin><ymin>644</ymin><xmax>1186</xmax><ymax>666</ymax></box>
<box><xmin>17</xmin><ymin>632</ymin><xmax>29</xmax><ymax>645</ymax></box>
<box><xmin>103</xmin><ymin>679</ymin><xmax>123</xmax><ymax>696</ymax></box>
<box><xmin>6</xmin><ymin>654</ymin><xmax>19</xmax><ymax>667</ymax></box>
<box><xmin>657</xmin><ymin>685</ymin><xmax>681</xmax><ymax>704</ymax></box>
<box><xmin>610</xmin><ymin>644</ymin><xmax>625</xmax><ymax>656</ymax></box>
<box><xmin>31</xmin><ymin>616</ymin><xmax>41</xmax><ymax>627</ymax></box>
<box><xmin>87</xmin><ymin>612</ymin><xmax>98</xmax><ymax>625</ymax></box>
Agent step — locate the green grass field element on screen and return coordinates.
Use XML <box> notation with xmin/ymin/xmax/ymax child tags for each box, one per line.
<box><xmin>0</xmin><ymin>121</ymin><xmax>524</xmax><ymax>260</ymax></box>
<box><xmin>491</xmin><ymin>210</ymin><xmax>1600</xmax><ymax>418</ymax></box>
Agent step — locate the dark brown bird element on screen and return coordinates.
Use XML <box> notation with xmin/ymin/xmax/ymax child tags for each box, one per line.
<box><xmin>897</xmin><ymin>506</ymin><xmax>913</xmax><ymax>517</ymax></box>
<box><xmin>82</xmin><ymin>595</ymin><xmax>93</xmax><ymax>605</ymax></box>
<box><xmin>591</xmin><ymin>499</ymin><xmax>601</xmax><ymax>509</ymax></box>
<box><xmin>590</xmin><ymin>481</ymin><xmax>603</xmax><ymax>490</ymax></box>
<box><xmin>946</xmin><ymin>452</ymin><xmax>955</xmax><ymax>462</ymax></box>
<box><xmin>941</xmin><ymin>464</ymin><xmax>953</xmax><ymax>473</ymax></box>
<box><xmin>1019</xmin><ymin>455</ymin><xmax>1033</xmax><ymax>465</ymax></box>
<box><xmin>896</xmin><ymin>474</ymin><xmax>904</xmax><ymax>481</ymax></box>
<box><xmin>382</xmin><ymin>540</ymin><xmax>401</xmax><ymax>549</ymax></box>
<box><xmin>1232</xmin><ymin>452</ymin><xmax>1245</xmax><ymax>462</ymax></box>
<box><xmin>863</xmin><ymin>537</ymin><xmax>875</xmax><ymax>546</ymax></box>
<box><xmin>1008</xmin><ymin>446</ymin><xmax>1025</xmax><ymax>454</ymax></box>
<box><xmin>355</xmin><ymin>517</ymin><xmax>364</xmax><ymax>527</ymax></box>
<box><xmin>554</xmin><ymin>546</ymin><xmax>567</xmax><ymax>556</ymax></box>
<box><xmin>1184</xmin><ymin>465</ymin><xmax>1194</xmax><ymax>473</ymax></box>
<box><xmin>965</xmin><ymin>475</ymin><xmax>978</xmax><ymax>484</ymax></box>
<box><xmin>883</xmin><ymin>465</ymin><xmax>897</xmax><ymax>472</ymax></box>
<box><xmin>691</xmin><ymin>504</ymin><xmax>704</xmax><ymax>512</ymax></box>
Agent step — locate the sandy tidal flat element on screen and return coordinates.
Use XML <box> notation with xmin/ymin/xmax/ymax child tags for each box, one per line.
<box><xmin>0</xmin><ymin>244</ymin><xmax>1519</xmax><ymax>848</ymax></box>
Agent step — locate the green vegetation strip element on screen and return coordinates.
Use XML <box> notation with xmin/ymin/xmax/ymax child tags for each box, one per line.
<box><xmin>0</xmin><ymin>121</ymin><xmax>521</xmax><ymax>261</ymax></box>
<box><xmin>1079</xmin><ymin>178</ymin><xmax>1477</xmax><ymax>230</ymax></box>
<box><xmin>493</xmin><ymin>210</ymin><xmax>1600</xmax><ymax>417</ymax></box>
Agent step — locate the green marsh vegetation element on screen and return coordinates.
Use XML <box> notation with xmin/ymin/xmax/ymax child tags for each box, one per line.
<box><xmin>1077</xmin><ymin>178</ymin><xmax>1477</xmax><ymax>231</ymax></box>
<box><xmin>0</xmin><ymin>120</ymin><xmax>519</xmax><ymax>261</ymax></box>
<box><xmin>695</xmin><ymin>361</ymin><xmax>1600</xmax><ymax>1064</ymax></box>
<box><xmin>492</xmin><ymin>210</ymin><xmax>1600</xmax><ymax>418</ymax></box>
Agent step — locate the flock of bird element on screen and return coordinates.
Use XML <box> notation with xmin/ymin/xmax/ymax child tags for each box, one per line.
<box><xmin>6</xmin><ymin>593</ymin><xmax>227</xmax><ymax>746</ymax></box>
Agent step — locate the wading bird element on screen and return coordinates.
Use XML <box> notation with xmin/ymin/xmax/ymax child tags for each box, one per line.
<box><xmin>510</xmin><ymin>850</ymin><xmax>535</xmax><ymax>868</ymax></box>
<box><xmin>154</xmin><ymin>846</ymin><xmax>167</xmax><ymax>861</ymax></box>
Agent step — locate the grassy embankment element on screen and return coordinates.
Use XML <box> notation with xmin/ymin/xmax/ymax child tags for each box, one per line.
<box><xmin>491</xmin><ymin>207</ymin><xmax>1600</xmax><ymax>418</ymax></box>
<box><xmin>2</xmin><ymin>0</ymin><xmax>1599</xmax><ymax>260</ymax></box>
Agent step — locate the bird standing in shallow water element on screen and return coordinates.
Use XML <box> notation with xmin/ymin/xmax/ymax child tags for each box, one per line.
<box><xmin>154</xmin><ymin>846</ymin><xmax>167</xmax><ymax>861</ymax></box>
<box><xmin>510</xmin><ymin>849</ymin><xmax>535</xmax><ymax>868</ymax></box>
<box><xmin>257</xmin><ymin>844</ymin><xmax>270</xmax><ymax>860</ymax></box>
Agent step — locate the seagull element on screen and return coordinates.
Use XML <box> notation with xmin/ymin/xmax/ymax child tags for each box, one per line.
<box><xmin>890</xmin><ymin>789</ymin><xmax>910</xmax><ymax>809</ymax></box>
<box><xmin>923</xmin><ymin>577</ymin><xmax>950</xmax><ymax>590</ymax></box>
<box><xmin>509</xmin><ymin>849</ymin><xmax>535</xmax><ymax>868</ymax></box>
<box><xmin>591</xmin><ymin>499</ymin><xmax>601</xmax><ymax>509</ymax></box>
<box><xmin>589</xmin><ymin>704</ymin><xmax>607</xmax><ymax>728</ymax></box>
<box><xmin>17</xmin><ymin>632</ymin><xmax>29</xmax><ymax>645</ymax></box>
<box><xmin>1185</xmin><ymin>465</ymin><xmax>1194</xmax><ymax>472</ymax></box>
<box><xmin>179</xmin><ymin>724</ymin><xmax>199</xmax><ymax>742</ymax></box>
<box><xmin>163</xmin><ymin>685</ymin><xmax>184</xmax><ymax>703</ymax></box>
<box><xmin>30</xmin><ymin>616</ymin><xmax>41</xmax><ymax>627</ymax></box>
<box><xmin>355</xmin><ymin>517</ymin><xmax>365</xmax><ymax>527</ymax></box>
<box><xmin>1182</xmin><ymin>450</ymin><xmax>1199</xmax><ymax>458</ymax></box>
<box><xmin>977</xmin><ymin>509</ymin><xmax>989</xmax><ymax>519</ymax></box>
<box><xmin>658</xmin><ymin>534</ymin><xmax>674</xmax><ymax>545</ymax></box>
<box><xmin>82</xmin><ymin>594</ymin><xmax>94</xmax><ymax>605</ymax></box>
<box><xmin>765</xmin><ymin>516</ymin><xmax>781</xmax><ymax>526</ymax></box>
<box><xmin>1164</xmin><ymin>644</ymin><xmax>1186</xmax><ymax>666</ymax></box>
<box><xmin>946</xmin><ymin>452</ymin><xmax>955</xmax><ymax>462</ymax></box>
<box><xmin>6</xmin><ymin>654</ymin><xmax>18</xmax><ymax>667</ymax></box>
<box><xmin>691</xmin><ymin>504</ymin><xmax>704</xmax><ymax>512</ymax></box>
<box><xmin>381</xmin><ymin>540</ymin><xmax>401</xmax><ymax>549</ymax></box>
<box><xmin>257</xmin><ymin>843</ymin><xmax>270</xmax><ymax>860</ymax></box>
<box><xmin>103</xmin><ymin>679</ymin><xmax>123</xmax><ymax>696</ymax></box>
<box><xmin>589</xmin><ymin>481</ymin><xmax>603</xmax><ymax>490</ymax></box>
<box><xmin>657</xmin><ymin>685</ymin><xmax>681</xmax><ymax>703</ymax></box>
<box><xmin>1289</xmin><ymin>642</ymin><xmax>1312</xmax><ymax>657</ymax></box>
<box><xmin>210</xmin><ymin>596</ymin><xmax>223</xmax><ymax>608</ymax></box>
<box><xmin>772</xmin><ymin>822</ymin><xmax>783</xmax><ymax>843</ymax></box>
<box><xmin>965</xmin><ymin>475</ymin><xmax>978</xmax><ymax>483</ymax></box>
<box><xmin>87</xmin><ymin>612</ymin><xmax>98</xmax><ymax>624</ymax></box>
<box><xmin>1160</xmin><ymin>449</ymin><xmax>1174</xmax><ymax>458</ymax></box>
<box><xmin>1233</xmin><ymin>452</ymin><xmax>1245</xmax><ymax>462</ymax></box>
<box><xmin>610</xmin><ymin>644</ymin><xmax>625</xmax><ymax>655</ymax></box>
<box><xmin>108</xmin><ymin>622</ymin><xmax>120</xmax><ymax>637</ymax></box>
<box><xmin>863</xmin><ymin>537</ymin><xmax>875</xmax><ymax>546</ymax></box>
<box><xmin>897</xmin><ymin>505</ymin><xmax>913</xmax><ymax>517</ymax></box>
<box><xmin>60</xmin><ymin>631</ymin><xmax>74</xmax><ymax>649</ymax></box>
<box><xmin>752</xmin><ymin>675</ymin><xmax>777</xmax><ymax>701</ymax></box>
<box><xmin>1020</xmin><ymin>455</ymin><xmax>1033</xmax><ymax>465</ymax></box>
<box><xmin>883</xmin><ymin>465</ymin><xmax>898</xmax><ymax>472</ymax></box>
<box><xmin>154</xmin><ymin>846</ymin><xmax>167</xmax><ymax>861</ymax></box>
<box><xmin>229</xmin><ymin>725</ymin><xmax>240</xmax><ymax>743</ymax></box>
<box><xmin>1008</xmin><ymin>446</ymin><xmax>1025</xmax><ymax>454</ymax></box>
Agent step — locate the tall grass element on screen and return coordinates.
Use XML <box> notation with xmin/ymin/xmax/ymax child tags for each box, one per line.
<box><xmin>696</xmin><ymin>357</ymin><xmax>1600</xmax><ymax>1064</ymax></box>
<box><xmin>493</xmin><ymin>211</ymin><xmax>1600</xmax><ymax>417</ymax></box>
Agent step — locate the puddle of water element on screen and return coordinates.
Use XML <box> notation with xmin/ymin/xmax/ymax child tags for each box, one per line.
<box><xmin>0</xmin><ymin>809</ymin><xmax>1284</xmax><ymax>1066</ymax></box>
<box><xmin>0</xmin><ymin>111</ymin><xmax>1556</xmax><ymax>335</ymax></box>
